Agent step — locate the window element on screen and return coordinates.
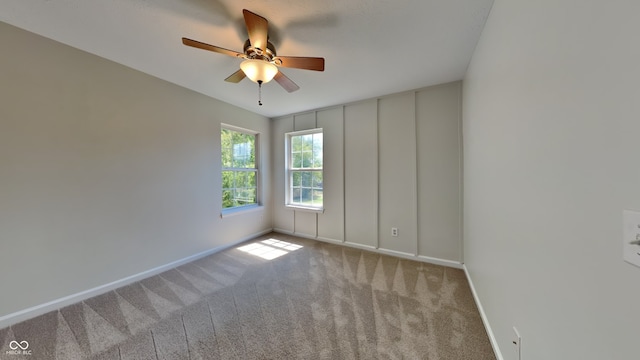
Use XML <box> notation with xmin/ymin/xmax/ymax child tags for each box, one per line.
<box><xmin>286</xmin><ymin>129</ymin><xmax>323</xmax><ymax>210</ymax></box>
<box><xmin>221</xmin><ymin>125</ymin><xmax>258</xmax><ymax>210</ymax></box>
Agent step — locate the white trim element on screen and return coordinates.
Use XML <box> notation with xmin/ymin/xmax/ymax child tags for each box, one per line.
<box><xmin>342</xmin><ymin>106</ymin><xmax>347</xmax><ymax>243</ymax></box>
<box><xmin>344</xmin><ymin>241</ymin><xmax>377</xmax><ymax>251</ymax></box>
<box><xmin>271</xmin><ymin>230</ymin><xmax>464</xmax><ymax>269</ymax></box>
<box><xmin>463</xmin><ymin>264</ymin><xmax>504</xmax><ymax>360</ymax></box>
<box><xmin>285</xmin><ymin>127</ymin><xmax>323</xmax><ymax>137</ymax></box>
<box><xmin>0</xmin><ymin>229</ymin><xmax>272</xmax><ymax>329</ymax></box>
<box><xmin>221</xmin><ymin>204</ymin><xmax>264</xmax><ymax>218</ymax></box>
<box><xmin>377</xmin><ymin>247</ymin><xmax>415</xmax><ymax>258</ymax></box>
<box><xmin>457</xmin><ymin>82</ymin><xmax>464</xmax><ymax>264</ymax></box>
<box><xmin>376</xmin><ymin>98</ymin><xmax>381</xmax><ymax>251</ymax></box>
<box><xmin>285</xmin><ymin>205</ymin><xmax>325</xmax><ymax>213</ymax></box>
<box><xmin>414</xmin><ymin>90</ymin><xmax>420</xmax><ymax>257</ymax></box>
<box><xmin>316</xmin><ymin>236</ymin><xmax>344</xmax><ymax>244</ymax></box>
<box><xmin>273</xmin><ymin>227</ymin><xmax>294</xmax><ymax>234</ymax></box>
<box><xmin>377</xmin><ymin>249</ymin><xmax>464</xmax><ymax>269</ymax></box>
<box><xmin>221</xmin><ymin>123</ymin><xmax>259</xmax><ymax>135</ymax></box>
<box><xmin>416</xmin><ymin>254</ymin><xmax>464</xmax><ymax>269</ymax></box>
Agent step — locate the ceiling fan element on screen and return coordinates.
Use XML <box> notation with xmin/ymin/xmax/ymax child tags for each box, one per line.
<box><xmin>182</xmin><ymin>9</ymin><xmax>325</xmax><ymax>104</ymax></box>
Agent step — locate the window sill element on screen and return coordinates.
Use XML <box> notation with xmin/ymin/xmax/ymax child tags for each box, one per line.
<box><xmin>285</xmin><ymin>205</ymin><xmax>325</xmax><ymax>214</ymax></box>
<box><xmin>221</xmin><ymin>204</ymin><xmax>264</xmax><ymax>218</ymax></box>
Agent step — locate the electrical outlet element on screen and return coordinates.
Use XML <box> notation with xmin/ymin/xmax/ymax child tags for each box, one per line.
<box><xmin>512</xmin><ymin>326</ymin><xmax>521</xmax><ymax>360</ymax></box>
<box><xmin>391</xmin><ymin>228</ymin><xmax>398</xmax><ymax>237</ymax></box>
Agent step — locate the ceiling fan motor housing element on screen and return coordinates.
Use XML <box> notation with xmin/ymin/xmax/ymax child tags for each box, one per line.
<box><xmin>181</xmin><ymin>9</ymin><xmax>322</xmax><ymax>93</ymax></box>
<box><xmin>243</xmin><ymin>39</ymin><xmax>278</xmax><ymax>63</ymax></box>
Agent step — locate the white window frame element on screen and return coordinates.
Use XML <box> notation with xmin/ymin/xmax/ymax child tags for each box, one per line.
<box><xmin>221</xmin><ymin>124</ymin><xmax>260</xmax><ymax>215</ymax></box>
<box><xmin>285</xmin><ymin>128</ymin><xmax>324</xmax><ymax>212</ymax></box>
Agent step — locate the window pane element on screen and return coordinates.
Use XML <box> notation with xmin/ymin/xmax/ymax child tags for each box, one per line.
<box><xmin>222</xmin><ymin>190</ymin><xmax>234</xmax><ymax>209</ymax></box>
<box><xmin>222</xmin><ymin>171</ymin><xmax>234</xmax><ymax>189</ymax></box>
<box><xmin>221</xmin><ymin>129</ymin><xmax>233</xmax><ymax>168</ymax></box>
<box><xmin>247</xmin><ymin>171</ymin><xmax>256</xmax><ymax>187</ymax></box>
<box><xmin>301</xmin><ymin>188</ymin><xmax>312</xmax><ymax>204</ymax></box>
<box><xmin>222</xmin><ymin>127</ymin><xmax>258</xmax><ymax>210</ymax></box>
<box><xmin>227</xmin><ymin>131</ymin><xmax>255</xmax><ymax>169</ymax></box>
<box><xmin>233</xmin><ymin>171</ymin><xmax>244</xmax><ymax>188</ymax></box>
<box><xmin>312</xmin><ymin>172</ymin><xmax>323</xmax><ymax>189</ymax></box>
<box><xmin>232</xmin><ymin>144</ymin><xmax>242</xmax><ymax>168</ymax></box>
<box><xmin>233</xmin><ymin>142</ymin><xmax>248</xmax><ymax>167</ymax></box>
<box><xmin>233</xmin><ymin>189</ymin><xmax>242</xmax><ymax>206</ymax></box>
<box><xmin>287</xmin><ymin>130</ymin><xmax>322</xmax><ymax>209</ymax></box>
<box><xmin>292</xmin><ymin>187</ymin><xmax>301</xmax><ymax>203</ymax></box>
<box><xmin>301</xmin><ymin>171</ymin><xmax>311</xmax><ymax>187</ymax></box>
<box><xmin>247</xmin><ymin>137</ymin><xmax>255</xmax><ymax>168</ymax></box>
<box><xmin>237</xmin><ymin>188</ymin><xmax>255</xmax><ymax>204</ymax></box>
<box><xmin>292</xmin><ymin>135</ymin><xmax>302</xmax><ymax>152</ymax></box>
<box><xmin>313</xmin><ymin>133</ymin><xmax>323</xmax><ymax>168</ymax></box>
<box><xmin>292</xmin><ymin>151</ymin><xmax>302</xmax><ymax>168</ymax></box>
<box><xmin>313</xmin><ymin>189</ymin><xmax>323</xmax><ymax>205</ymax></box>
<box><xmin>302</xmin><ymin>134</ymin><xmax>312</xmax><ymax>151</ymax></box>
<box><xmin>246</xmin><ymin>189</ymin><xmax>257</xmax><ymax>204</ymax></box>
<box><xmin>302</xmin><ymin>151</ymin><xmax>312</xmax><ymax>168</ymax></box>
<box><xmin>292</xmin><ymin>171</ymin><xmax>301</xmax><ymax>187</ymax></box>
<box><xmin>222</xmin><ymin>146</ymin><xmax>233</xmax><ymax>168</ymax></box>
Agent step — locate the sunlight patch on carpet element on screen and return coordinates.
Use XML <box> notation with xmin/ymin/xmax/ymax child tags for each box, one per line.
<box><xmin>237</xmin><ymin>239</ymin><xmax>303</xmax><ymax>260</ymax></box>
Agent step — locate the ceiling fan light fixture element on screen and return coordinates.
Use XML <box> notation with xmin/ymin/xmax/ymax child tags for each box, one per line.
<box><xmin>240</xmin><ymin>59</ymin><xmax>278</xmax><ymax>84</ymax></box>
<box><xmin>182</xmin><ymin>9</ymin><xmax>324</xmax><ymax>93</ymax></box>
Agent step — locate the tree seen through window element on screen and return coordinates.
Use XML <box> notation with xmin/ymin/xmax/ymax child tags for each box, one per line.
<box><xmin>222</xmin><ymin>127</ymin><xmax>258</xmax><ymax>209</ymax></box>
<box><xmin>288</xmin><ymin>130</ymin><xmax>323</xmax><ymax>208</ymax></box>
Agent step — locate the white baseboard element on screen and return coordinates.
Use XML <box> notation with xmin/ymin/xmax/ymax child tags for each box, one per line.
<box><xmin>0</xmin><ymin>228</ymin><xmax>272</xmax><ymax>329</ymax></box>
<box><xmin>272</xmin><ymin>227</ymin><xmax>293</xmax><ymax>235</ymax></box>
<box><xmin>376</xmin><ymin>247</ymin><xmax>415</xmax><ymax>258</ymax></box>
<box><xmin>376</xmin><ymin>249</ymin><xmax>464</xmax><ymax>269</ymax></box>
<box><xmin>416</xmin><ymin>254</ymin><xmax>464</xmax><ymax>269</ymax></box>
<box><xmin>270</xmin><ymin>230</ymin><xmax>464</xmax><ymax>270</ymax></box>
<box><xmin>316</xmin><ymin>236</ymin><xmax>344</xmax><ymax>244</ymax></box>
<box><xmin>344</xmin><ymin>241</ymin><xmax>377</xmax><ymax>250</ymax></box>
<box><xmin>463</xmin><ymin>264</ymin><xmax>504</xmax><ymax>360</ymax></box>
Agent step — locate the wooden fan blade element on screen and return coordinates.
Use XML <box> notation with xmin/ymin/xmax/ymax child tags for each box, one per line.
<box><xmin>225</xmin><ymin>69</ymin><xmax>246</xmax><ymax>83</ymax></box>
<box><xmin>182</xmin><ymin>38</ymin><xmax>244</xmax><ymax>58</ymax></box>
<box><xmin>243</xmin><ymin>9</ymin><xmax>268</xmax><ymax>51</ymax></box>
<box><xmin>275</xmin><ymin>56</ymin><xmax>325</xmax><ymax>71</ymax></box>
<box><xmin>274</xmin><ymin>71</ymin><xmax>300</xmax><ymax>93</ymax></box>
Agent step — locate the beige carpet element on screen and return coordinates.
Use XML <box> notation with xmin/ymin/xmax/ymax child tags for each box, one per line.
<box><xmin>0</xmin><ymin>232</ymin><xmax>496</xmax><ymax>360</ymax></box>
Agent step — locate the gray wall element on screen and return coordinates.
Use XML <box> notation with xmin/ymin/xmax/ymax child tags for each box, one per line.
<box><xmin>463</xmin><ymin>0</ymin><xmax>640</xmax><ymax>359</ymax></box>
<box><xmin>272</xmin><ymin>82</ymin><xmax>462</xmax><ymax>264</ymax></box>
<box><xmin>0</xmin><ymin>22</ymin><xmax>272</xmax><ymax>321</ymax></box>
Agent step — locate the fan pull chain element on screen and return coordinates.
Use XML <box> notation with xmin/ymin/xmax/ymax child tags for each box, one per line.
<box><xmin>258</xmin><ymin>80</ymin><xmax>263</xmax><ymax>106</ymax></box>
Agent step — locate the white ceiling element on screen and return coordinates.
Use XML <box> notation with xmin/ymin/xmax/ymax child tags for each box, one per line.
<box><xmin>0</xmin><ymin>0</ymin><xmax>494</xmax><ymax>118</ymax></box>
